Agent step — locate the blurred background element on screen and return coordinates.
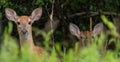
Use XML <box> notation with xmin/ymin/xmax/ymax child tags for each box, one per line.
<box><xmin>0</xmin><ymin>0</ymin><xmax>120</xmax><ymax>62</ymax></box>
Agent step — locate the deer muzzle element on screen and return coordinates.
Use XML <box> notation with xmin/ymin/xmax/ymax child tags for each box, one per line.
<box><xmin>21</xmin><ymin>28</ymin><xmax>28</xmax><ymax>34</ymax></box>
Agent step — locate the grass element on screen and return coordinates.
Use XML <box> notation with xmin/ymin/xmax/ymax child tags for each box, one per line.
<box><xmin>0</xmin><ymin>15</ymin><xmax>120</xmax><ymax>62</ymax></box>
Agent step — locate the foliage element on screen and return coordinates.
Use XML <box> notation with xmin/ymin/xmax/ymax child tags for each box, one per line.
<box><xmin>0</xmin><ymin>0</ymin><xmax>120</xmax><ymax>62</ymax></box>
<box><xmin>0</xmin><ymin>0</ymin><xmax>120</xmax><ymax>42</ymax></box>
<box><xmin>0</xmin><ymin>16</ymin><xmax>120</xmax><ymax>62</ymax></box>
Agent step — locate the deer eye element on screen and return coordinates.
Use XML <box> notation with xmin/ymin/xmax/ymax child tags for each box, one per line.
<box><xmin>16</xmin><ymin>22</ymin><xmax>20</xmax><ymax>25</ymax></box>
<box><xmin>28</xmin><ymin>21</ymin><xmax>32</xmax><ymax>25</ymax></box>
<box><xmin>80</xmin><ymin>37</ymin><xmax>82</xmax><ymax>39</ymax></box>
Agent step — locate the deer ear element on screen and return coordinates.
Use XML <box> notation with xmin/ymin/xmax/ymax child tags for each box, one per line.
<box><xmin>92</xmin><ymin>22</ymin><xmax>104</xmax><ymax>37</ymax></box>
<box><xmin>30</xmin><ymin>8</ymin><xmax>42</xmax><ymax>22</ymax></box>
<box><xmin>69</xmin><ymin>23</ymin><xmax>81</xmax><ymax>39</ymax></box>
<box><xmin>5</xmin><ymin>8</ymin><xmax>18</xmax><ymax>21</ymax></box>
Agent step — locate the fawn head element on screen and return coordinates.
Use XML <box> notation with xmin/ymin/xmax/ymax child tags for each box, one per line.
<box><xmin>69</xmin><ymin>22</ymin><xmax>104</xmax><ymax>40</ymax></box>
<box><xmin>5</xmin><ymin>8</ymin><xmax>42</xmax><ymax>39</ymax></box>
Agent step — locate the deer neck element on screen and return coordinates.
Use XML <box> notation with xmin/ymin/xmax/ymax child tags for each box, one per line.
<box><xmin>19</xmin><ymin>29</ymin><xmax>35</xmax><ymax>52</ymax></box>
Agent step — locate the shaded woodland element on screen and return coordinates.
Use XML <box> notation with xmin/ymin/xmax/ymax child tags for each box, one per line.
<box><xmin>0</xmin><ymin>0</ymin><xmax>120</xmax><ymax>50</ymax></box>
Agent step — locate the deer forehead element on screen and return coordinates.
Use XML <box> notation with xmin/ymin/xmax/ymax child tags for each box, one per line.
<box><xmin>17</xmin><ymin>16</ymin><xmax>31</xmax><ymax>23</ymax></box>
<box><xmin>81</xmin><ymin>31</ymin><xmax>89</xmax><ymax>37</ymax></box>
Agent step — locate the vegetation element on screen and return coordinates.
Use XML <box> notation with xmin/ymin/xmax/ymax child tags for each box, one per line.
<box><xmin>0</xmin><ymin>15</ymin><xmax>120</xmax><ymax>62</ymax></box>
<box><xmin>0</xmin><ymin>0</ymin><xmax>120</xmax><ymax>62</ymax></box>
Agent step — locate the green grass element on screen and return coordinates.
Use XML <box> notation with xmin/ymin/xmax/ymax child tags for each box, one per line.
<box><xmin>0</xmin><ymin>15</ymin><xmax>120</xmax><ymax>62</ymax></box>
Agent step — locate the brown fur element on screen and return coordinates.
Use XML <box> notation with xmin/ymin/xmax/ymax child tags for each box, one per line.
<box><xmin>5</xmin><ymin>8</ymin><xmax>44</xmax><ymax>56</ymax></box>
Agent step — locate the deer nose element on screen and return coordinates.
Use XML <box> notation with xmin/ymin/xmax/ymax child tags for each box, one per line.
<box><xmin>21</xmin><ymin>29</ymin><xmax>27</xmax><ymax>34</ymax></box>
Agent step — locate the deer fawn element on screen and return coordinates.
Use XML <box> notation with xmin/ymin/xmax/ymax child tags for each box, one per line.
<box><xmin>5</xmin><ymin>8</ymin><xmax>43</xmax><ymax>56</ymax></box>
<box><xmin>69</xmin><ymin>22</ymin><xmax>104</xmax><ymax>47</ymax></box>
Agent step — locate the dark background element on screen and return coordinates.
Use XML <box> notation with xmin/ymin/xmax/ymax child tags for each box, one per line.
<box><xmin>0</xmin><ymin>0</ymin><xmax>120</xmax><ymax>49</ymax></box>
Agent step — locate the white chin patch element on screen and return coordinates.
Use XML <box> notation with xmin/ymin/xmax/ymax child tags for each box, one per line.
<box><xmin>21</xmin><ymin>32</ymin><xmax>29</xmax><ymax>40</ymax></box>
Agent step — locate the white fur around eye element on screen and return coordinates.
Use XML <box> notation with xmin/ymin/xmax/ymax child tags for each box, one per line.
<box><xmin>17</xmin><ymin>19</ymin><xmax>20</xmax><ymax>22</ymax></box>
<box><xmin>28</xmin><ymin>18</ymin><xmax>32</xmax><ymax>25</ymax></box>
<box><xmin>28</xmin><ymin>18</ymin><xmax>31</xmax><ymax>22</ymax></box>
